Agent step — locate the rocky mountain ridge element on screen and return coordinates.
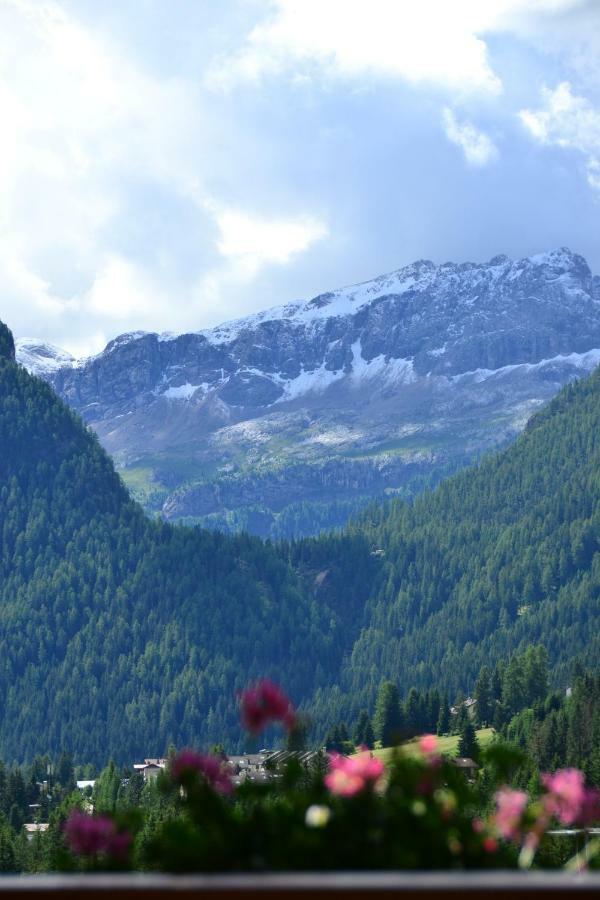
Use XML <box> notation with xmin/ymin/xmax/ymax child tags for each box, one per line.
<box><xmin>17</xmin><ymin>247</ymin><xmax>600</xmax><ymax>536</ymax></box>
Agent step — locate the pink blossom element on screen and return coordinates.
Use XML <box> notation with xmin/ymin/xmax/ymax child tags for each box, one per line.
<box><xmin>493</xmin><ymin>787</ymin><xmax>529</xmax><ymax>842</ymax></box>
<box><xmin>106</xmin><ymin>831</ymin><xmax>133</xmax><ymax>862</ymax></box>
<box><xmin>240</xmin><ymin>679</ymin><xmax>296</xmax><ymax>734</ymax></box>
<box><xmin>483</xmin><ymin>837</ymin><xmax>499</xmax><ymax>854</ymax></box>
<box><xmin>325</xmin><ymin>751</ymin><xmax>385</xmax><ymax>798</ymax></box>
<box><xmin>64</xmin><ymin>810</ymin><xmax>131</xmax><ymax>860</ymax></box>
<box><xmin>542</xmin><ymin>768</ymin><xmax>586</xmax><ymax>826</ymax></box>
<box><xmin>419</xmin><ymin>734</ymin><xmax>438</xmax><ymax>755</ymax></box>
<box><xmin>171</xmin><ymin>749</ymin><xmax>233</xmax><ymax>795</ymax></box>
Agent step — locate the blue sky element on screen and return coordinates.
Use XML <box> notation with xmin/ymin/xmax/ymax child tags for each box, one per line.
<box><xmin>0</xmin><ymin>0</ymin><xmax>599</xmax><ymax>356</ymax></box>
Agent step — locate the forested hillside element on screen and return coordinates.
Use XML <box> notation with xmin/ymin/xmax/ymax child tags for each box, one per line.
<box><xmin>0</xmin><ymin>323</ymin><xmax>359</xmax><ymax>763</ymax></box>
<box><xmin>300</xmin><ymin>366</ymin><xmax>600</xmax><ymax>729</ymax></box>
<box><xmin>2</xmin><ymin>310</ymin><xmax>600</xmax><ymax>763</ymax></box>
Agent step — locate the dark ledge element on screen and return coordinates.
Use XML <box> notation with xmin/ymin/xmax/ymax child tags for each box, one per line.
<box><xmin>0</xmin><ymin>872</ymin><xmax>599</xmax><ymax>899</ymax></box>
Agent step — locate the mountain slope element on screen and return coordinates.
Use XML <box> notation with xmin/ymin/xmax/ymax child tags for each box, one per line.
<box><xmin>18</xmin><ymin>248</ymin><xmax>600</xmax><ymax>538</ymax></box>
<box><xmin>0</xmin><ymin>323</ymin><xmax>361</xmax><ymax>763</ymax></box>
<box><xmin>3</xmin><ymin>313</ymin><xmax>600</xmax><ymax>759</ymax></box>
<box><xmin>303</xmin><ymin>364</ymin><xmax>600</xmax><ymax>728</ymax></box>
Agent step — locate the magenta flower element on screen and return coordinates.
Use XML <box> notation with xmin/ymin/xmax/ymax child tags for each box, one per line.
<box><xmin>493</xmin><ymin>787</ymin><xmax>529</xmax><ymax>842</ymax></box>
<box><xmin>542</xmin><ymin>768</ymin><xmax>586</xmax><ymax>826</ymax></box>
<box><xmin>325</xmin><ymin>751</ymin><xmax>385</xmax><ymax>798</ymax></box>
<box><xmin>64</xmin><ymin>810</ymin><xmax>131</xmax><ymax>860</ymax></box>
<box><xmin>240</xmin><ymin>679</ymin><xmax>296</xmax><ymax>734</ymax></box>
<box><xmin>419</xmin><ymin>734</ymin><xmax>438</xmax><ymax>756</ymax></box>
<box><xmin>171</xmin><ymin>749</ymin><xmax>233</xmax><ymax>795</ymax></box>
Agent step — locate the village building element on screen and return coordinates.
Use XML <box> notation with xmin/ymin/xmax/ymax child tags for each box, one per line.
<box><xmin>76</xmin><ymin>780</ymin><xmax>95</xmax><ymax>792</ymax></box>
<box><xmin>449</xmin><ymin>697</ymin><xmax>478</xmax><ymax>718</ymax></box>
<box><xmin>133</xmin><ymin>758</ymin><xmax>167</xmax><ymax>781</ymax></box>
<box><xmin>451</xmin><ymin>757</ymin><xmax>479</xmax><ymax>780</ymax></box>
<box><xmin>23</xmin><ymin>823</ymin><xmax>49</xmax><ymax>841</ymax></box>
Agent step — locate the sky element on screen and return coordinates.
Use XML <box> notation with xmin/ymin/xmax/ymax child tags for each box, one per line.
<box><xmin>0</xmin><ymin>0</ymin><xmax>599</xmax><ymax>357</ymax></box>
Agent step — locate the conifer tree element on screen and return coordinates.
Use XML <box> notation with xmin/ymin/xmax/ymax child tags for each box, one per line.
<box><xmin>436</xmin><ymin>695</ymin><xmax>450</xmax><ymax>735</ymax></box>
<box><xmin>404</xmin><ymin>687</ymin><xmax>422</xmax><ymax>737</ymax></box>
<box><xmin>93</xmin><ymin>761</ymin><xmax>121</xmax><ymax>814</ymax></box>
<box><xmin>474</xmin><ymin>666</ymin><xmax>492</xmax><ymax>725</ymax></box>
<box><xmin>373</xmin><ymin>681</ymin><xmax>403</xmax><ymax>747</ymax></box>
<box><xmin>354</xmin><ymin>710</ymin><xmax>375</xmax><ymax>749</ymax></box>
<box><xmin>457</xmin><ymin>720</ymin><xmax>480</xmax><ymax>761</ymax></box>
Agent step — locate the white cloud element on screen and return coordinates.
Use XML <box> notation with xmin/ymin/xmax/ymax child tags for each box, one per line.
<box><xmin>210</xmin><ymin>0</ymin><xmax>502</xmax><ymax>95</ymax></box>
<box><xmin>1</xmin><ymin>0</ymin><xmax>599</xmax><ymax>352</ymax></box>
<box><xmin>84</xmin><ymin>256</ymin><xmax>167</xmax><ymax>320</ymax></box>
<box><xmin>442</xmin><ymin>109</ymin><xmax>499</xmax><ymax>166</ymax></box>
<box><xmin>519</xmin><ymin>82</ymin><xmax>600</xmax><ymax>191</ymax></box>
<box><xmin>0</xmin><ymin>0</ymin><xmax>202</xmax><ymax>343</ymax></box>
<box><xmin>210</xmin><ymin>1</ymin><xmax>600</xmax><ymax>101</ymax></box>
<box><xmin>212</xmin><ymin>207</ymin><xmax>328</xmax><ymax>277</ymax></box>
<box><xmin>181</xmin><ymin>206</ymin><xmax>329</xmax><ymax>325</ymax></box>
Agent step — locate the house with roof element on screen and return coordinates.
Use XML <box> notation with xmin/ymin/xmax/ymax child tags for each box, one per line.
<box><xmin>23</xmin><ymin>823</ymin><xmax>49</xmax><ymax>841</ymax></box>
<box><xmin>133</xmin><ymin>758</ymin><xmax>167</xmax><ymax>781</ymax></box>
<box><xmin>450</xmin><ymin>697</ymin><xmax>478</xmax><ymax>718</ymax></box>
<box><xmin>451</xmin><ymin>757</ymin><xmax>479</xmax><ymax>780</ymax></box>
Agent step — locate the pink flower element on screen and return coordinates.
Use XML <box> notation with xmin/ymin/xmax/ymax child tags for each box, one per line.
<box><xmin>493</xmin><ymin>787</ymin><xmax>529</xmax><ymax>842</ymax></box>
<box><xmin>171</xmin><ymin>749</ymin><xmax>233</xmax><ymax>795</ymax></box>
<box><xmin>419</xmin><ymin>734</ymin><xmax>438</xmax><ymax>755</ymax></box>
<box><xmin>64</xmin><ymin>810</ymin><xmax>131</xmax><ymax>860</ymax></box>
<box><xmin>325</xmin><ymin>751</ymin><xmax>385</xmax><ymax>798</ymax></box>
<box><xmin>107</xmin><ymin>831</ymin><xmax>133</xmax><ymax>862</ymax></box>
<box><xmin>483</xmin><ymin>836</ymin><xmax>499</xmax><ymax>854</ymax></box>
<box><xmin>240</xmin><ymin>679</ymin><xmax>296</xmax><ymax>734</ymax></box>
<box><xmin>542</xmin><ymin>768</ymin><xmax>586</xmax><ymax>826</ymax></box>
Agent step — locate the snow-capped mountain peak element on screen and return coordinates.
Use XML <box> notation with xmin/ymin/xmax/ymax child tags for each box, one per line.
<box><xmin>15</xmin><ymin>338</ymin><xmax>75</xmax><ymax>378</ymax></box>
<box><xmin>15</xmin><ymin>247</ymin><xmax>600</xmax><ymax>537</ymax></box>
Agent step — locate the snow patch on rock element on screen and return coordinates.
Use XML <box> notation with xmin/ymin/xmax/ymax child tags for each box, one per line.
<box><xmin>162</xmin><ymin>382</ymin><xmax>206</xmax><ymax>400</ymax></box>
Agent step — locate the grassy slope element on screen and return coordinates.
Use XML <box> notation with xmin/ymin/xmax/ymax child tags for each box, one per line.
<box><xmin>367</xmin><ymin>728</ymin><xmax>496</xmax><ymax>762</ymax></box>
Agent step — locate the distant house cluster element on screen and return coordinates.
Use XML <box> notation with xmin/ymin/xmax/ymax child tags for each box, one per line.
<box><xmin>132</xmin><ymin>750</ymin><xmax>322</xmax><ymax>785</ymax></box>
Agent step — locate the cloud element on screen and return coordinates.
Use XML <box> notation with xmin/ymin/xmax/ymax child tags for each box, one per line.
<box><xmin>0</xmin><ymin>0</ymin><xmax>203</xmax><ymax>342</ymax></box>
<box><xmin>442</xmin><ymin>109</ymin><xmax>499</xmax><ymax>166</ymax></box>
<box><xmin>211</xmin><ymin>206</ymin><xmax>329</xmax><ymax>277</ymax></box>
<box><xmin>519</xmin><ymin>82</ymin><xmax>600</xmax><ymax>190</ymax></box>
<box><xmin>210</xmin><ymin>0</ymin><xmax>502</xmax><ymax>95</ymax></box>
<box><xmin>2</xmin><ymin>0</ymin><xmax>600</xmax><ymax>355</ymax></box>
<box><xmin>84</xmin><ymin>256</ymin><xmax>167</xmax><ymax>321</ymax></box>
<box><xmin>180</xmin><ymin>206</ymin><xmax>329</xmax><ymax>326</ymax></box>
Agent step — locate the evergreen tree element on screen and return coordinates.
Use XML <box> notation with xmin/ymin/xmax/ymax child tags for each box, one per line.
<box><xmin>93</xmin><ymin>762</ymin><xmax>120</xmax><ymax>814</ymax></box>
<box><xmin>286</xmin><ymin>718</ymin><xmax>308</xmax><ymax>752</ymax></box>
<box><xmin>452</xmin><ymin>702</ymin><xmax>469</xmax><ymax>736</ymax></box>
<box><xmin>56</xmin><ymin>753</ymin><xmax>75</xmax><ymax>793</ymax></box>
<box><xmin>0</xmin><ymin>322</ymin><xmax>14</xmax><ymax>362</ymax></box>
<box><xmin>0</xmin><ymin>817</ymin><xmax>15</xmax><ymax>873</ymax></box>
<box><xmin>354</xmin><ymin>711</ymin><xmax>375</xmax><ymax>749</ymax></box>
<box><xmin>474</xmin><ymin>666</ymin><xmax>492</xmax><ymax>726</ymax></box>
<box><xmin>404</xmin><ymin>687</ymin><xmax>422</xmax><ymax>737</ymax></box>
<box><xmin>457</xmin><ymin>721</ymin><xmax>480</xmax><ymax>761</ymax></box>
<box><xmin>436</xmin><ymin>696</ymin><xmax>450</xmax><ymax>735</ymax></box>
<box><xmin>373</xmin><ymin>681</ymin><xmax>403</xmax><ymax>747</ymax></box>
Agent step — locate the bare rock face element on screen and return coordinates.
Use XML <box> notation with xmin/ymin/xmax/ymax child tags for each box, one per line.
<box><xmin>17</xmin><ymin>248</ymin><xmax>600</xmax><ymax>537</ymax></box>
